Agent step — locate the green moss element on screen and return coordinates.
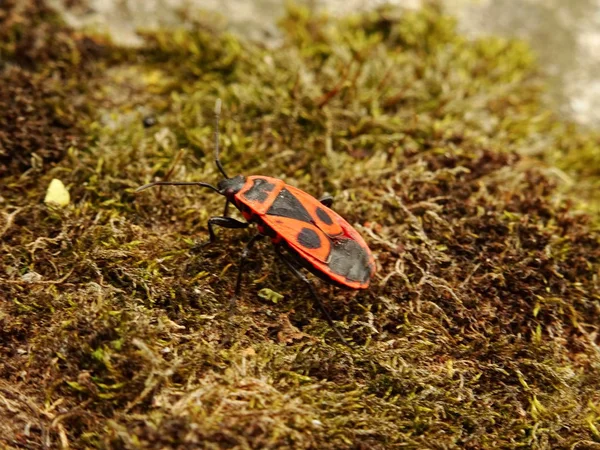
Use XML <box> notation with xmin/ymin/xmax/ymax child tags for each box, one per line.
<box><xmin>1</xmin><ymin>1</ymin><xmax>599</xmax><ymax>449</ymax></box>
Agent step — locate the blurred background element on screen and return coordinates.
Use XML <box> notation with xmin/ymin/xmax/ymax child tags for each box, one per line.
<box><xmin>52</xmin><ymin>0</ymin><xmax>600</xmax><ymax>129</ymax></box>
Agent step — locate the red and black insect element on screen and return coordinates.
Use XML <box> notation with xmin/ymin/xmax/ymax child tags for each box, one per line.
<box><xmin>136</xmin><ymin>100</ymin><xmax>376</xmax><ymax>344</ymax></box>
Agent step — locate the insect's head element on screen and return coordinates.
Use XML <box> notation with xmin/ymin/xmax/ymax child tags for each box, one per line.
<box><xmin>217</xmin><ymin>175</ymin><xmax>246</xmax><ymax>199</ymax></box>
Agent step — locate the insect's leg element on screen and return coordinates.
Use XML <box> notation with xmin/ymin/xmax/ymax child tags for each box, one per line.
<box><xmin>319</xmin><ymin>193</ymin><xmax>334</xmax><ymax>208</ymax></box>
<box><xmin>222</xmin><ymin>199</ymin><xmax>230</xmax><ymax>217</ymax></box>
<box><xmin>205</xmin><ymin>216</ymin><xmax>249</xmax><ymax>245</ymax></box>
<box><xmin>273</xmin><ymin>245</ymin><xmax>350</xmax><ymax>347</ymax></box>
<box><xmin>230</xmin><ymin>233</ymin><xmax>264</xmax><ymax>308</ymax></box>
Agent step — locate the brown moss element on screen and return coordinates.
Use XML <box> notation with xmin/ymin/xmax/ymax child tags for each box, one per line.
<box><xmin>0</xmin><ymin>67</ymin><xmax>80</xmax><ymax>177</ymax></box>
<box><xmin>0</xmin><ymin>0</ymin><xmax>111</xmax><ymax>73</ymax></box>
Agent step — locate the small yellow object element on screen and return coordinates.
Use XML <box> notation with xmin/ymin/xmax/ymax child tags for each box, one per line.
<box><xmin>258</xmin><ymin>288</ymin><xmax>284</xmax><ymax>303</ymax></box>
<box><xmin>44</xmin><ymin>178</ymin><xmax>70</xmax><ymax>207</ymax></box>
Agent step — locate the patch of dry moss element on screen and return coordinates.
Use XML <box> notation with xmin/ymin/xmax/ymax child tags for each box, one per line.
<box><xmin>1</xmin><ymin>1</ymin><xmax>599</xmax><ymax>449</ymax></box>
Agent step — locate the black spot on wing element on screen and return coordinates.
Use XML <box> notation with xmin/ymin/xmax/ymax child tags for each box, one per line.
<box><xmin>243</xmin><ymin>178</ymin><xmax>275</xmax><ymax>203</ymax></box>
<box><xmin>297</xmin><ymin>227</ymin><xmax>321</xmax><ymax>249</ymax></box>
<box><xmin>267</xmin><ymin>188</ymin><xmax>313</xmax><ymax>223</ymax></box>
<box><xmin>316</xmin><ymin>206</ymin><xmax>333</xmax><ymax>225</ymax></box>
<box><xmin>328</xmin><ymin>238</ymin><xmax>372</xmax><ymax>283</ymax></box>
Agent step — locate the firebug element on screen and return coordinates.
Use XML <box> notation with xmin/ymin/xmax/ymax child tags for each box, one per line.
<box><xmin>136</xmin><ymin>100</ymin><xmax>376</xmax><ymax>344</ymax></box>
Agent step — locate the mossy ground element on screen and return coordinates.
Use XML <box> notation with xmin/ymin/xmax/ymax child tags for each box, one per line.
<box><xmin>1</xmin><ymin>1</ymin><xmax>600</xmax><ymax>449</ymax></box>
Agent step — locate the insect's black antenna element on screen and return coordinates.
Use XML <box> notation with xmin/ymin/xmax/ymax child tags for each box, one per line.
<box><xmin>214</xmin><ymin>98</ymin><xmax>229</xmax><ymax>179</ymax></box>
<box><xmin>135</xmin><ymin>181</ymin><xmax>221</xmax><ymax>194</ymax></box>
